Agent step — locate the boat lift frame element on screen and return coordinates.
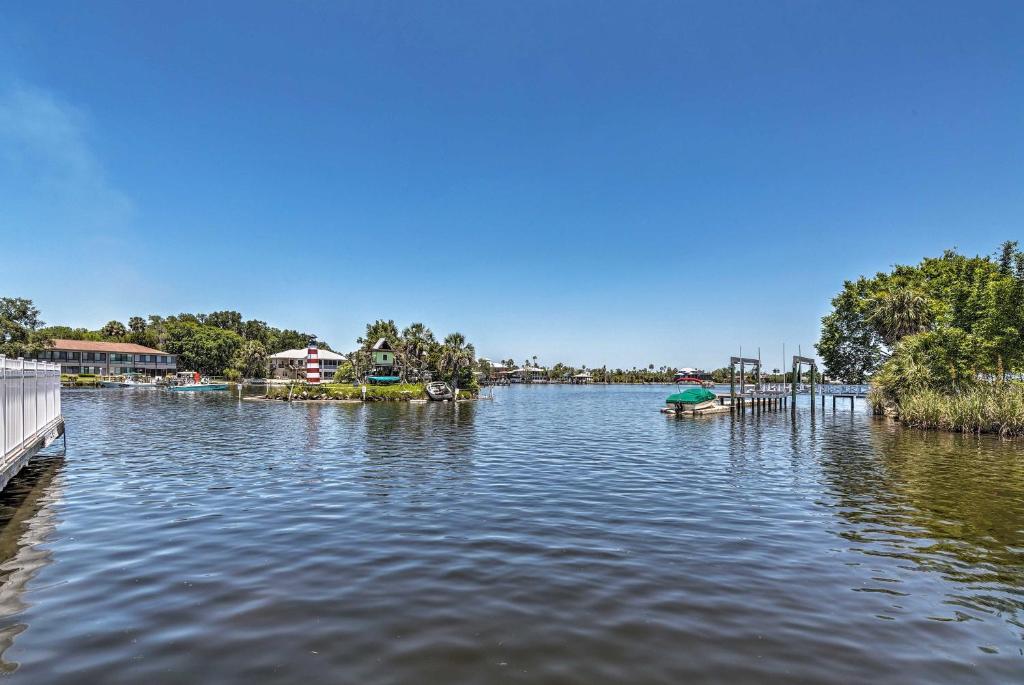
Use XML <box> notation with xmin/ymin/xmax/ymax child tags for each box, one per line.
<box><xmin>791</xmin><ymin>355</ymin><xmax>818</xmax><ymax>410</ymax></box>
<box><xmin>729</xmin><ymin>356</ymin><xmax>761</xmax><ymax>405</ymax></box>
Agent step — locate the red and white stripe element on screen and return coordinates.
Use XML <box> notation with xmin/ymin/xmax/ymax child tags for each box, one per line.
<box><xmin>306</xmin><ymin>345</ymin><xmax>320</xmax><ymax>384</ymax></box>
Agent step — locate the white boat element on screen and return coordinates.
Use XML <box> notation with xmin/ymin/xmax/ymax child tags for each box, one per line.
<box><xmin>425</xmin><ymin>381</ymin><xmax>454</xmax><ymax>401</ymax></box>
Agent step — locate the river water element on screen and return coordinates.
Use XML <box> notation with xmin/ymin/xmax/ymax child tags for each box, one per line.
<box><xmin>0</xmin><ymin>385</ymin><xmax>1021</xmax><ymax>683</ymax></box>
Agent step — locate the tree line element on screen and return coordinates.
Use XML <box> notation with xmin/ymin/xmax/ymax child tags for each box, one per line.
<box><xmin>0</xmin><ymin>300</ymin><xmax>321</xmax><ymax>378</ymax></box>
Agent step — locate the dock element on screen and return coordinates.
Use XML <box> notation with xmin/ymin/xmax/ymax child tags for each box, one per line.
<box><xmin>1</xmin><ymin>357</ymin><xmax>64</xmax><ymax>492</ymax></box>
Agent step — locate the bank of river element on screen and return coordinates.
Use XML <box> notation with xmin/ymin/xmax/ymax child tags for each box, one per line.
<box><xmin>0</xmin><ymin>384</ymin><xmax>1021</xmax><ymax>683</ymax></box>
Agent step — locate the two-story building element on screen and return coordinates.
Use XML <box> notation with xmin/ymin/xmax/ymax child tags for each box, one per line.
<box><xmin>35</xmin><ymin>339</ymin><xmax>177</xmax><ymax>376</ymax></box>
<box><xmin>268</xmin><ymin>348</ymin><xmax>346</xmax><ymax>381</ymax></box>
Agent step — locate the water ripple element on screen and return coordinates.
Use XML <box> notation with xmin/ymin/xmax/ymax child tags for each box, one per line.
<box><xmin>0</xmin><ymin>385</ymin><xmax>1018</xmax><ymax>682</ymax></box>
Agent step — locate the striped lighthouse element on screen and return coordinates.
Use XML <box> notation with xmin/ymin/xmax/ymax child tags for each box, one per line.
<box><xmin>305</xmin><ymin>342</ymin><xmax>321</xmax><ymax>385</ymax></box>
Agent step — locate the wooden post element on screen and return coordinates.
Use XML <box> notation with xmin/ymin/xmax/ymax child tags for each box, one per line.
<box><xmin>739</xmin><ymin>361</ymin><xmax>745</xmax><ymax>395</ymax></box>
<box><xmin>730</xmin><ymin>364</ymin><xmax>736</xmax><ymax>406</ymax></box>
<box><xmin>791</xmin><ymin>362</ymin><xmax>797</xmax><ymax>409</ymax></box>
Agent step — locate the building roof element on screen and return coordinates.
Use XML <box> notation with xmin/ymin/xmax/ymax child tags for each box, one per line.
<box><xmin>268</xmin><ymin>348</ymin><xmax>346</xmax><ymax>361</ymax></box>
<box><xmin>372</xmin><ymin>338</ymin><xmax>394</xmax><ymax>351</ymax></box>
<box><xmin>49</xmin><ymin>339</ymin><xmax>170</xmax><ymax>355</ymax></box>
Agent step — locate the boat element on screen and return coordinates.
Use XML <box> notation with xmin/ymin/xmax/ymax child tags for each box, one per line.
<box><xmin>367</xmin><ymin>375</ymin><xmax>401</xmax><ymax>385</ymax></box>
<box><xmin>165</xmin><ymin>371</ymin><xmax>227</xmax><ymax>392</ymax></box>
<box><xmin>665</xmin><ymin>387</ymin><xmax>718</xmax><ymax>410</ymax></box>
<box><xmin>102</xmin><ymin>374</ymin><xmax>159</xmax><ymax>388</ymax></box>
<box><xmin>425</xmin><ymin>381</ymin><xmax>454</xmax><ymax>401</ymax></box>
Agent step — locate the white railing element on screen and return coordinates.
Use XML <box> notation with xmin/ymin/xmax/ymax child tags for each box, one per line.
<box><xmin>819</xmin><ymin>384</ymin><xmax>870</xmax><ymax>395</ymax></box>
<box><xmin>738</xmin><ymin>383</ymin><xmax>870</xmax><ymax>395</ymax></box>
<box><xmin>1</xmin><ymin>356</ymin><xmax>62</xmax><ymax>464</ymax></box>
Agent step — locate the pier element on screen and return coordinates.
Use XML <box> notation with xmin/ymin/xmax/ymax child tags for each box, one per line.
<box><xmin>1</xmin><ymin>356</ymin><xmax>64</xmax><ymax>492</ymax></box>
<box><xmin>722</xmin><ymin>355</ymin><xmax>869</xmax><ymax>414</ymax></box>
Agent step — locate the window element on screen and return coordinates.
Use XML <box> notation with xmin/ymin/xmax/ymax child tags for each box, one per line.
<box><xmin>70</xmin><ymin>352</ymin><xmax>80</xmax><ymax>361</ymax></box>
<box><xmin>160</xmin><ymin>356</ymin><xmax>168</xmax><ymax>363</ymax></box>
<box><xmin>57</xmin><ymin>351</ymin><xmax>68</xmax><ymax>360</ymax></box>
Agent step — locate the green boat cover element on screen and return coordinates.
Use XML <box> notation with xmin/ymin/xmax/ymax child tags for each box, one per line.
<box><xmin>367</xmin><ymin>376</ymin><xmax>401</xmax><ymax>384</ymax></box>
<box><xmin>666</xmin><ymin>388</ymin><xmax>716</xmax><ymax>404</ymax></box>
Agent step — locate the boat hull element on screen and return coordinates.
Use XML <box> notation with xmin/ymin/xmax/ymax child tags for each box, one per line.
<box><xmin>425</xmin><ymin>382</ymin><xmax>454</xmax><ymax>401</ymax></box>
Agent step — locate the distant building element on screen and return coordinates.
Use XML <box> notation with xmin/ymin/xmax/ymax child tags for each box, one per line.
<box><xmin>511</xmin><ymin>366</ymin><xmax>548</xmax><ymax>382</ymax></box>
<box><xmin>34</xmin><ymin>339</ymin><xmax>177</xmax><ymax>376</ymax></box>
<box><xmin>371</xmin><ymin>338</ymin><xmax>398</xmax><ymax>376</ymax></box>
<box><xmin>268</xmin><ymin>348</ymin><xmax>346</xmax><ymax>381</ymax></box>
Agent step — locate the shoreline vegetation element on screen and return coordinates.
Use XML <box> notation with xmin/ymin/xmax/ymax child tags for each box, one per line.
<box><xmin>820</xmin><ymin>240</ymin><xmax>1024</xmax><ymax>437</ymax></box>
<box><xmin>263</xmin><ymin>382</ymin><xmax>474</xmax><ymax>402</ymax></box>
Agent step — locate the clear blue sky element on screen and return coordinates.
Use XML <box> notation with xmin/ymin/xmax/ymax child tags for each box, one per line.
<box><xmin>2</xmin><ymin>2</ymin><xmax>1021</xmax><ymax>369</ymax></box>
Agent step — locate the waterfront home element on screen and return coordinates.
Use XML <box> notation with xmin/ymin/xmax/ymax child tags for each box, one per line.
<box><xmin>371</xmin><ymin>338</ymin><xmax>398</xmax><ymax>377</ymax></box>
<box><xmin>478</xmin><ymin>358</ymin><xmax>510</xmax><ymax>383</ymax></box>
<box><xmin>34</xmin><ymin>339</ymin><xmax>177</xmax><ymax>377</ymax></box>
<box><xmin>571</xmin><ymin>372</ymin><xmax>593</xmax><ymax>384</ymax></box>
<box><xmin>511</xmin><ymin>366</ymin><xmax>548</xmax><ymax>382</ymax></box>
<box><xmin>268</xmin><ymin>348</ymin><xmax>346</xmax><ymax>381</ymax></box>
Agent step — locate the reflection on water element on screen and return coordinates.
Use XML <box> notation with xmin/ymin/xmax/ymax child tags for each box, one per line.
<box><xmin>2</xmin><ymin>386</ymin><xmax>1023</xmax><ymax>683</ymax></box>
<box><xmin>821</xmin><ymin>424</ymin><xmax>1024</xmax><ymax>623</ymax></box>
<box><xmin>0</xmin><ymin>457</ymin><xmax>64</xmax><ymax>673</ymax></box>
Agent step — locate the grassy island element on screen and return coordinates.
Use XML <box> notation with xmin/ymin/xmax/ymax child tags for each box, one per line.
<box><xmin>265</xmin><ymin>382</ymin><xmax>474</xmax><ymax>402</ymax></box>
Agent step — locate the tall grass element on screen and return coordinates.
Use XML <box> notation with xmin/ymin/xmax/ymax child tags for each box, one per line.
<box><xmin>895</xmin><ymin>383</ymin><xmax>1024</xmax><ymax>437</ymax></box>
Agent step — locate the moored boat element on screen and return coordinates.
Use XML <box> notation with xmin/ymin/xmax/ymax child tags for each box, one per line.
<box><xmin>425</xmin><ymin>381</ymin><xmax>454</xmax><ymax>401</ymax></box>
<box><xmin>665</xmin><ymin>387</ymin><xmax>718</xmax><ymax>412</ymax></box>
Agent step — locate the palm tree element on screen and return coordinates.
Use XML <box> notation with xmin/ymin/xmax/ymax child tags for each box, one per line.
<box><xmin>868</xmin><ymin>287</ymin><xmax>933</xmax><ymax>348</ymax></box>
<box><xmin>399</xmin><ymin>322</ymin><xmax>437</xmax><ymax>380</ymax></box>
<box><xmin>438</xmin><ymin>332</ymin><xmax>475</xmax><ymax>392</ymax></box>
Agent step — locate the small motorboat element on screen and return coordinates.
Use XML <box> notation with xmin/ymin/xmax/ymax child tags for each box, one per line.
<box><xmin>665</xmin><ymin>387</ymin><xmax>718</xmax><ymax>411</ymax></box>
<box><xmin>425</xmin><ymin>381</ymin><xmax>454</xmax><ymax>401</ymax></box>
<box><xmin>100</xmin><ymin>378</ymin><xmax>130</xmax><ymax>388</ymax></box>
<box><xmin>167</xmin><ymin>371</ymin><xmax>227</xmax><ymax>392</ymax></box>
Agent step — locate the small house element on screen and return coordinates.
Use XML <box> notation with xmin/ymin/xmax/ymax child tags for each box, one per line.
<box><xmin>371</xmin><ymin>338</ymin><xmax>398</xmax><ymax>377</ymax></box>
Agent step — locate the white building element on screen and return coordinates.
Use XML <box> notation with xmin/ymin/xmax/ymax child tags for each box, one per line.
<box><xmin>268</xmin><ymin>348</ymin><xmax>346</xmax><ymax>381</ymax></box>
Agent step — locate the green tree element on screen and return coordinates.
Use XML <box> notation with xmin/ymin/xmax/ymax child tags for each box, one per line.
<box><xmin>0</xmin><ymin>297</ymin><xmax>49</xmax><ymax>358</ymax></box>
<box><xmin>163</xmin><ymin>321</ymin><xmax>243</xmax><ymax>375</ymax></box>
<box><xmin>100</xmin><ymin>320</ymin><xmax>128</xmax><ymax>340</ymax></box>
<box><xmin>358</xmin><ymin>320</ymin><xmax>400</xmax><ymax>350</ymax></box>
<box><xmin>438</xmin><ymin>332</ymin><xmax>476</xmax><ymax>391</ymax></box>
<box><xmin>205</xmin><ymin>310</ymin><xmax>244</xmax><ymax>334</ymax></box>
<box><xmin>867</xmin><ymin>286</ymin><xmax>933</xmax><ymax>348</ymax></box>
<box><xmin>399</xmin><ymin>322</ymin><xmax>437</xmax><ymax>380</ymax></box>
<box><xmin>231</xmin><ymin>340</ymin><xmax>269</xmax><ymax>378</ymax></box>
